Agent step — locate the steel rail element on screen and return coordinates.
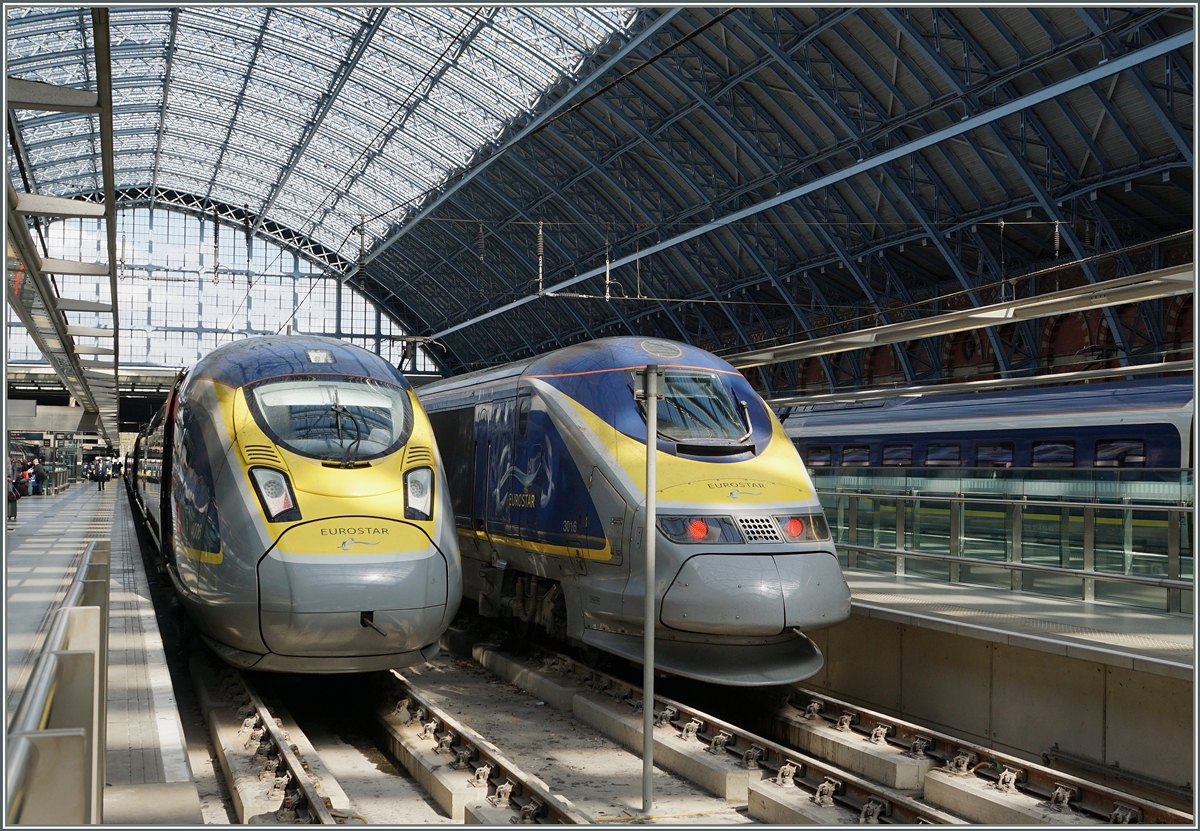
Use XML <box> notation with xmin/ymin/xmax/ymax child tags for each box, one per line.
<box><xmin>499</xmin><ymin>639</ymin><xmax>1191</xmax><ymax>824</ymax></box>
<box><xmin>238</xmin><ymin>675</ymin><xmax>336</xmax><ymax>824</ymax></box>
<box><xmin>783</xmin><ymin>689</ymin><xmax>1193</xmax><ymax>824</ymax></box>
<box><xmin>520</xmin><ymin>651</ymin><xmax>959</xmax><ymax>824</ymax></box>
<box><xmin>389</xmin><ymin>670</ymin><xmax>591</xmax><ymax>824</ymax></box>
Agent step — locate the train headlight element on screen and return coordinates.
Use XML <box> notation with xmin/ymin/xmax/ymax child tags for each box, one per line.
<box><xmin>774</xmin><ymin>513</ymin><xmax>831</xmax><ymax>542</ymax></box>
<box><xmin>404</xmin><ymin>466</ymin><xmax>433</xmax><ymax>521</ymax></box>
<box><xmin>249</xmin><ymin>467</ymin><xmax>302</xmax><ymax>522</ymax></box>
<box><xmin>657</xmin><ymin>515</ymin><xmax>741</xmax><ymax>544</ymax></box>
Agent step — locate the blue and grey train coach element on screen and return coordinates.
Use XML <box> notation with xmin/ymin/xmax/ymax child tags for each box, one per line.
<box><xmin>128</xmin><ymin>335</ymin><xmax>462</xmax><ymax>673</ymax></box>
<box><xmin>783</xmin><ymin>377</ymin><xmax>1194</xmax><ymax>471</ymax></box>
<box><xmin>418</xmin><ymin>337</ymin><xmax>851</xmax><ymax>686</ymax></box>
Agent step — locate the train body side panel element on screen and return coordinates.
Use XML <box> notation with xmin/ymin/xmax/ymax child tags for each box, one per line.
<box><xmin>171</xmin><ymin>378</ymin><xmax>270</xmax><ymax>655</ymax></box>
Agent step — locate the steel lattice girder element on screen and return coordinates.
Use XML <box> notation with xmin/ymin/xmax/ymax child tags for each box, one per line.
<box><xmin>365</xmin><ymin>8</ymin><xmax>1190</xmax><ymax>376</ymax></box>
<box><xmin>8</xmin><ymin>7</ymin><xmax>1191</xmax><ymax>380</ymax></box>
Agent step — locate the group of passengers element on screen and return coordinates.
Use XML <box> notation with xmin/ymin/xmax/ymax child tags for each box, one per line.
<box><xmin>7</xmin><ymin>459</ymin><xmax>47</xmax><ymax>526</ymax></box>
<box><xmin>6</xmin><ymin>458</ymin><xmax>124</xmax><ymax>527</ymax></box>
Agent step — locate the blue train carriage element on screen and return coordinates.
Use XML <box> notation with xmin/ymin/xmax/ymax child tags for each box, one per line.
<box><xmin>133</xmin><ymin>335</ymin><xmax>462</xmax><ymax>673</ymax></box>
<box><xmin>782</xmin><ymin>377</ymin><xmax>1194</xmax><ymax>471</ymax></box>
<box><xmin>420</xmin><ymin>337</ymin><xmax>851</xmax><ymax>686</ymax></box>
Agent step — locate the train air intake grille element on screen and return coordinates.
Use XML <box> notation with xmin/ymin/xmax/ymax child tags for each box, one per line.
<box><xmin>736</xmin><ymin>516</ymin><xmax>782</xmax><ymax>542</ymax></box>
<box><xmin>242</xmin><ymin>444</ymin><xmax>284</xmax><ymax>466</ymax></box>
<box><xmin>406</xmin><ymin>447</ymin><xmax>433</xmax><ymax>466</ymax></box>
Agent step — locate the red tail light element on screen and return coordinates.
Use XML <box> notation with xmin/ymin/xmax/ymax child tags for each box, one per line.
<box><xmin>688</xmin><ymin>519</ymin><xmax>709</xmax><ymax>540</ymax></box>
<box><xmin>783</xmin><ymin>517</ymin><xmax>805</xmax><ymax>538</ymax></box>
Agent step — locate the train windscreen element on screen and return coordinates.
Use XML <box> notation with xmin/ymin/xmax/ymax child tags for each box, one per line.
<box><xmin>654</xmin><ymin>371</ymin><xmax>746</xmax><ymax>442</ymax></box>
<box><xmin>246</xmin><ymin>377</ymin><xmax>412</xmax><ymax>463</ymax></box>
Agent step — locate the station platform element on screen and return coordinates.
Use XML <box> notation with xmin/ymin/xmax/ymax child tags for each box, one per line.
<box><xmin>803</xmin><ymin>570</ymin><xmax>1193</xmax><ymax>794</ymax></box>
<box><xmin>844</xmin><ymin>571</ymin><xmax>1192</xmax><ymax>679</ymax></box>
<box><xmin>5</xmin><ymin>483</ymin><xmax>201</xmax><ymax>824</ymax></box>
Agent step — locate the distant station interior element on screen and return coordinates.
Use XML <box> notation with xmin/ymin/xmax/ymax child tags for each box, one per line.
<box><xmin>4</xmin><ymin>5</ymin><xmax>1195</xmax><ymax>826</ymax></box>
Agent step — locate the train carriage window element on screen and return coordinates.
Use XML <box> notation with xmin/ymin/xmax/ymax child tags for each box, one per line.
<box><xmin>976</xmin><ymin>442</ymin><xmax>1014</xmax><ymax>468</ymax></box>
<box><xmin>841</xmin><ymin>446</ymin><xmax>871</xmax><ymax>466</ymax></box>
<box><xmin>882</xmin><ymin>444</ymin><xmax>913</xmax><ymax>466</ymax></box>
<box><xmin>806</xmin><ymin>446</ymin><xmax>832</xmax><ymax>466</ymax></box>
<box><xmin>1032</xmin><ymin>441</ymin><xmax>1075</xmax><ymax>467</ymax></box>
<box><xmin>925</xmin><ymin>443</ymin><xmax>961</xmax><ymax>467</ymax></box>
<box><xmin>1095</xmin><ymin>439</ymin><xmax>1146</xmax><ymax>467</ymax></box>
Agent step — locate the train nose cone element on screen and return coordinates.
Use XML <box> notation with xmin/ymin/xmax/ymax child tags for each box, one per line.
<box><xmin>660</xmin><ymin>548</ymin><xmax>849</xmax><ymax>634</ymax></box>
<box><xmin>257</xmin><ymin>517</ymin><xmax>450</xmax><ymax>657</ymax></box>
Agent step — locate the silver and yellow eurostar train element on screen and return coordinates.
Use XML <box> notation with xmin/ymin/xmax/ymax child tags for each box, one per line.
<box><xmin>419</xmin><ymin>337</ymin><xmax>851</xmax><ymax>686</ymax></box>
<box><xmin>128</xmin><ymin>335</ymin><xmax>462</xmax><ymax>673</ymax></box>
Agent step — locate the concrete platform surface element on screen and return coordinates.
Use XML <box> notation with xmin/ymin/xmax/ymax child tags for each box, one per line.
<box><xmin>845</xmin><ymin>571</ymin><xmax>1193</xmax><ymax>675</ymax></box>
<box><xmin>7</xmin><ymin>482</ymin><xmax>202</xmax><ymax>823</ymax></box>
<box><xmin>6</xmin><ymin>483</ymin><xmax>113</xmax><ymax>721</ymax></box>
<box><xmin>104</xmin><ymin>488</ymin><xmax>200</xmax><ymax>823</ymax></box>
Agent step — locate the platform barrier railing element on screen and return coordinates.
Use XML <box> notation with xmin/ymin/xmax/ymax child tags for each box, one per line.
<box><xmin>5</xmin><ymin>540</ymin><xmax>110</xmax><ymax>825</ymax></box>
<box><xmin>821</xmin><ymin>492</ymin><xmax>1193</xmax><ymax>614</ymax></box>
<box><xmin>46</xmin><ymin>467</ymin><xmax>69</xmax><ymax>495</ymax></box>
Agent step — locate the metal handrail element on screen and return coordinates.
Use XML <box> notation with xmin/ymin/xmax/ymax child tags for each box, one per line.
<box><xmin>821</xmin><ymin>490</ymin><xmax>1194</xmax><ymax>512</ymax></box>
<box><xmin>840</xmin><ymin>543</ymin><xmax>1194</xmax><ymax>591</ymax></box>
<box><xmin>5</xmin><ymin>540</ymin><xmax>109</xmax><ymax>825</ymax></box>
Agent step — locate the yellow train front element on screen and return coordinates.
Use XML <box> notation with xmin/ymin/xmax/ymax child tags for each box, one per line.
<box><xmin>143</xmin><ymin>335</ymin><xmax>461</xmax><ymax>673</ymax></box>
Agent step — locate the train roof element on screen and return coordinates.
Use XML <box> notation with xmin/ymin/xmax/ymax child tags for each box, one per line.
<box><xmin>783</xmin><ymin>376</ymin><xmax>1194</xmax><ymax>430</ymax></box>
<box><xmin>419</xmin><ymin>337</ymin><xmax>738</xmax><ymax>400</ymax></box>
<box><xmin>189</xmin><ymin>335</ymin><xmax>411</xmax><ymax>390</ymax></box>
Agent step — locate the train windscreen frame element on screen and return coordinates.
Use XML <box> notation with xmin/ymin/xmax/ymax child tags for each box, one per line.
<box><xmin>245</xmin><ymin>376</ymin><xmax>413</xmax><ymax>464</ymax></box>
<box><xmin>638</xmin><ymin>370</ymin><xmax>747</xmax><ymax>442</ymax></box>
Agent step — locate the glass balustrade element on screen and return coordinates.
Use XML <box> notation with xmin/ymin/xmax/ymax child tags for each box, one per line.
<box><xmin>814</xmin><ymin>467</ymin><xmax>1193</xmax><ymax>614</ymax></box>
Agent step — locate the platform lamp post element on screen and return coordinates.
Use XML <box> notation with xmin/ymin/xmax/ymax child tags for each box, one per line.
<box><xmin>636</xmin><ymin>364</ymin><xmax>662</xmax><ymax>814</ymax></box>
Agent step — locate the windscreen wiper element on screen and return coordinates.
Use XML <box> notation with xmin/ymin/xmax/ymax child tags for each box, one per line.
<box><xmin>735</xmin><ymin>400</ymin><xmax>753</xmax><ymax>444</ymax></box>
<box><xmin>636</xmin><ymin>397</ymin><xmax>687</xmax><ymax>442</ymax></box>
<box><xmin>330</xmin><ymin>404</ymin><xmax>363</xmax><ymax>467</ymax></box>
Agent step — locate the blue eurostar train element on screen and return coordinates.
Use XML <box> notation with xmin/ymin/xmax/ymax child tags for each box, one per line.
<box><xmin>419</xmin><ymin>337</ymin><xmax>851</xmax><ymax>686</ymax></box>
<box><xmin>782</xmin><ymin>376</ymin><xmax>1194</xmax><ymax>471</ymax></box>
<box><xmin>128</xmin><ymin>335</ymin><xmax>462</xmax><ymax>673</ymax></box>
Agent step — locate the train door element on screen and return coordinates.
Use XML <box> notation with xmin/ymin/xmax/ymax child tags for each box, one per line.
<box><xmin>580</xmin><ymin>467</ymin><xmax>631</xmax><ymax>627</ymax></box>
<box><xmin>159</xmin><ymin>370</ymin><xmax>186</xmax><ymax>567</ymax></box>
<box><xmin>587</xmin><ymin>467</ymin><xmax>628</xmax><ymax>568</ymax></box>
<box><xmin>471</xmin><ymin>403</ymin><xmax>492</xmax><ymax>556</ymax></box>
<box><xmin>511</xmin><ymin>388</ymin><xmax>538</xmax><ymax>544</ymax></box>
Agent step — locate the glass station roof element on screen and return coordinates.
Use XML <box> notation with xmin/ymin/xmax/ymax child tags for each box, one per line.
<box><xmin>6</xmin><ymin>6</ymin><xmax>636</xmax><ymax>261</ymax></box>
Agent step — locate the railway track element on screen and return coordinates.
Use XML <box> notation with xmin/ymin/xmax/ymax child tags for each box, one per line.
<box><xmin>185</xmin><ymin>629</ymin><xmax>1191</xmax><ymax>825</ymax></box>
<box><xmin>442</xmin><ymin>625</ymin><xmax>1193</xmax><ymax>826</ymax></box>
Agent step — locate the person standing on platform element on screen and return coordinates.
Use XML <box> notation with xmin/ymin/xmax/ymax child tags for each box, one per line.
<box><xmin>7</xmin><ymin>476</ymin><xmax>19</xmax><ymax>525</ymax></box>
<box><xmin>32</xmin><ymin>460</ymin><xmax>47</xmax><ymax>497</ymax></box>
<box><xmin>97</xmin><ymin>461</ymin><xmax>107</xmax><ymax>491</ymax></box>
